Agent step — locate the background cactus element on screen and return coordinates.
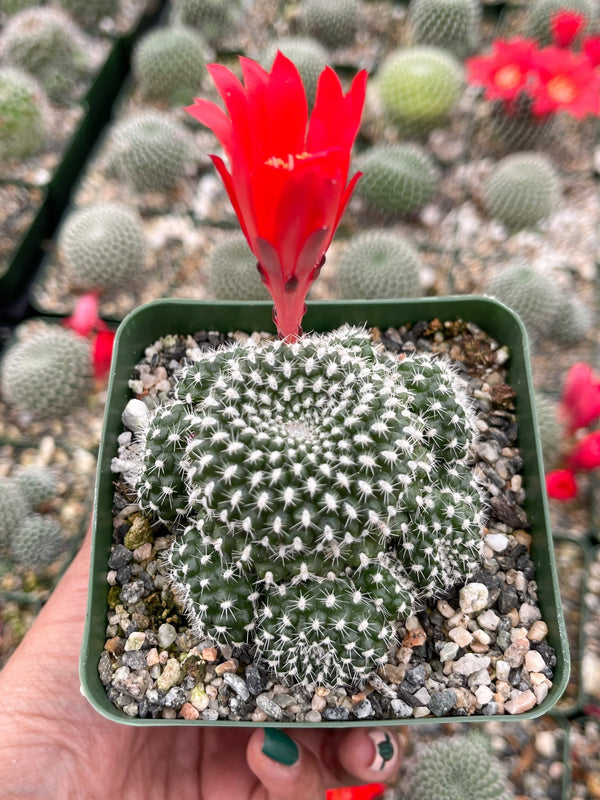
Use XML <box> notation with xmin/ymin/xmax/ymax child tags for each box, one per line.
<box><xmin>10</xmin><ymin>514</ymin><xmax>64</xmax><ymax>567</ymax></box>
<box><xmin>524</xmin><ymin>0</ymin><xmax>597</xmax><ymax>45</ymax></box>
<box><xmin>130</xmin><ymin>327</ymin><xmax>486</xmax><ymax>688</ymax></box>
<box><xmin>0</xmin><ymin>324</ymin><xmax>92</xmax><ymax>419</ymax></box>
<box><xmin>407</xmin><ymin>0</ymin><xmax>481</xmax><ymax>58</ymax></box>
<box><xmin>0</xmin><ymin>67</ymin><xmax>47</xmax><ymax>160</ymax></box>
<box><xmin>0</xmin><ymin>0</ymin><xmax>38</xmax><ymax>13</ymax></box>
<box><xmin>0</xmin><ymin>476</ymin><xmax>28</xmax><ymax>550</ymax></box>
<box><xmin>263</xmin><ymin>37</ymin><xmax>328</xmax><ymax>107</ymax></box>
<box><xmin>377</xmin><ymin>46</ymin><xmax>464</xmax><ymax>136</ymax></box>
<box><xmin>132</xmin><ymin>25</ymin><xmax>208</xmax><ymax>106</ymax></box>
<box><xmin>205</xmin><ymin>233</ymin><xmax>270</xmax><ymax>301</ymax></box>
<box><xmin>107</xmin><ymin>111</ymin><xmax>195</xmax><ymax>193</ymax></box>
<box><xmin>551</xmin><ymin>295</ymin><xmax>594</xmax><ymax>345</ymax></box>
<box><xmin>355</xmin><ymin>143</ymin><xmax>439</xmax><ymax>217</ymax></box>
<box><xmin>534</xmin><ymin>393</ymin><xmax>563</xmax><ymax>468</ymax></box>
<box><xmin>170</xmin><ymin>0</ymin><xmax>242</xmax><ymax>46</ymax></box>
<box><xmin>333</xmin><ymin>230</ymin><xmax>423</xmax><ymax>299</ymax></box>
<box><xmin>303</xmin><ymin>0</ymin><xmax>359</xmax><ymax>48</ymax></box>
<box><xmin>0</xmin><ymin>7</ymin><xmax>91</xmax><ymax>103</ymax></box>
<box><xmin>58</xmin><ymin>0</ymin><xmax>119</xmax><ymax>29</ymax></box>
<box><xmin>58</xmin><ymin>202</ymin><xmax>147</xmax><ymax>293</ymax></box>
<box><xmin>483</xmin><ymin>153</ymin><xmax>560</xmax><ymax>231</ymax></box>
<box><xmin>13</xmin><ymin>466</ymin><xmax>59</xmax><ymax>509</ymax></box>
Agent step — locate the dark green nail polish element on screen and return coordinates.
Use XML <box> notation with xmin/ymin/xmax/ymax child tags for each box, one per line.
<box><xmin>262</xmin><ymin>728</ymin><xmax>299</xmax><ymax>766</ymax></box>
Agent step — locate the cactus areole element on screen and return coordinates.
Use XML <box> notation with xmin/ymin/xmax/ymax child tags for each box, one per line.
<box><xmin>186</xmin><ymin>52</ymin><xmax>367</xmax><ymax>340</ymax></box>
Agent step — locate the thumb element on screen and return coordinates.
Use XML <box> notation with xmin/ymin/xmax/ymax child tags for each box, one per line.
<box><xmin>247</xmin><ymin>728</ymin><xmax>327</xmax><ymax>800</ymax></box>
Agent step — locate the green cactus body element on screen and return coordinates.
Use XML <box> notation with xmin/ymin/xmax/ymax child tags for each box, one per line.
<box><xmin>10</xmin><ymin>514</ymin><xmax>64</xmax><ymax>567</ymax></box>
<box><xmin>407</xmin><ymin>0</ymin><xmax>481</xmax><ymax>57</ymax></box>
<box><xmin>0</xmin><ymin>8</ymin><xmax>90</xmax><ymax>103</ymax></box>
<box><xmin>263</xmin><ymin>38</ymin><xmax>328</xmax><ymax>107</ymax></box>
<box><xmin>59</xmin><ymin>0</ymin><xmax>119</xmax><ymax>28</ymax></box>
<box><xmin>304</xmin><ymin>0</ymin><xmax>359</xmax><ymax>48</ymax></box>
<box><xmin>405</xmin><ymin>733</ymin><xmax>515</xmax><ymax>800</ymax></box>
<box><xmin>14</xmin><ymin>466</ymin><xmax>59</xmax><ymax>509</ymax></box>
<box><xmin>132</xmin><ymin>326</ymin><xmax>486</xmax><ymax>688</ymax></box>
<box><xmin>170</xmin><ymin>0</ymin><xmax>241</xmax><ymax>45</ymax></box>
<box><xmin>0</xmin><ymin>324</ymin><xmax>92</xmax><ymax>419</ymax></box>
<box><xmin>534</xmin><ymin>393</ymin><xmax>562</xmax><ymax>469</ymax></box>
<box><xmin>377</xmin><ymin>46</ymin><xmax>464</xmax><ymax>136</ymax></box>
<box><xmin>356</xmin><ymin>143</ymin><xmax>439</xmax><ymax>216</ymax></box>
<box><xmin>483</xmin><ymin>153</ymin><xmax>559</xmax><ymax>231</ymax></box>
<box><xmin>0</xmin><ymin>477</ymin><xmax>29</xmax><ymax>549</ymax></box>
<box><xmin>108</xmin><ymin>112</ymin><xmax>194</xmax><ymax>193</ymax></box>
<box><xmin>59</xmin><ymin>202</ymin><xmax>147</xmax><ymax>293</ymax></box>
<box><xmin>334</xmin><ymin>231</ymin><xmax>422</xmax><ymax>299</ymax></box>
<box><xmin>488</xmin><ymin>94</ymin><xmax>557</xmax><ymax>153</ymax></box>
<box><xmin>0</xmin><ymin>0</ymin><xmax>38</xmax><ymax>13</ymax></box>
<box><xmin>525</xmin><ymin>0</ymin><xmax>597</xmax><ymax>45</ymax></box>
<box><xmin>0</xmin><ymin>67</ymin><xmax>47</xmax><ymax>160</ymax></box>
<box><xmin>552</xmin><ymin>295</ymin><xmax>594</xmax><ymax>345</ymax></box>
<box><xmin>205</xmin><ymin>233</ymin><xmax>270</xmax><ymax>301</ymax></box>
<box><xmin>132</xmin><ymin>26</ymin><xmax>208</xmax><ymax>106</ymax></box>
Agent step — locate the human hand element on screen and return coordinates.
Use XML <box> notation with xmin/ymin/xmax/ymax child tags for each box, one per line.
<box><xmin>0</xmin><ymin>529</ymin><xmax>404</xmax><ymax>799</ymax></box>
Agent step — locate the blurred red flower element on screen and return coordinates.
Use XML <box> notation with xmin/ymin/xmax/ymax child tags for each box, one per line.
<box><xmin>545</xmin><ymin>468</ymin><xmax>578</xmax><ymax>500</ymax></box>
<box><xmin>63</xmin><ymin>291</ymin><xmax>115</xmax><ymax>379</ymax></box>
<box><xmin>568</xmin><ymin>431</ymin><xmax>600</xmax><ymax>471</ymax></box>
<box><xmin>531</xmin><ymin>46</ymin><xmax>600</xmax><ymax>118</ymax></box>
<box><xmin>326</xmin><ymin>782</ymin><xmax>387</xmax><ymax>800</ymax></box>
<box><xmin>583</xmin><ymin>35</ymin><xmax>600</xmax><ymax>67</ymax></box>
<box><xmin>550</xmin><ymin>9</ymin><xmax>587</xmax><ymax>47</ymax></box>
<box><xmin>559</xmin><ymin>362</ymin><xmax>600</xmax><ymax>434</ymax></box>
<box><xmin>466</xmin><ymin>38</ymin><xmax>539</xmax><ymax>103</ymax></box>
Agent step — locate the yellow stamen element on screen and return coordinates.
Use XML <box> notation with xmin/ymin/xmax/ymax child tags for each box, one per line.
<box><xmin>494</xmin><ymin>64</ymin><xmax>522</xmax><ymax>90</ymax></box>
<box><xmin>264</xmin><ymin>152</ymin><xmax>311</xmax><ymax>170</ymax></box>
<box><xmin>546</xmin><ymin>75</ymin><xmax>577</xmax><ymax>103</ymax></box>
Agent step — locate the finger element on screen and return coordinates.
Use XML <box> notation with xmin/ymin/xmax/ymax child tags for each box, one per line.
<box><xmin>336</xmin><ymin>728</ymin><xmax>404</xmax><ymax>785</ymax></box>
<box><xmin>247</xmin><ymin>728</ymin><xmax>327</xmax><ymax>800</ymax></box>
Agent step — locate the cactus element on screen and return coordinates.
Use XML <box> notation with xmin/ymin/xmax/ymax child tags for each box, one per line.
<box><xmin>170</xmin><ymin>0</ymin><xmax>242</xmax><ymax>46</ymax></box>
<box><xmin>0</xmin><ymin>477</ymin><xmax>29</xmax><ymax>550</ymax></box>
<box><xmin>132</xmin><ymin>25</ymin><xmax>208</xmax><ymax>106</ymax></box>
<box><xmin>0</xmin><ymin>8</ymin><xmax>90</xmax><ymax>103</ymax></box>
<box><xmin>525</xmin><ymin>0</ymin><xmax>597</xmax><ymax>45</ymax></box>
<box><xmin>0</xmin><ymin>67</ymin><xmax>47</xmax><ymax>160</ymax></box>
<box><xmin>355</xmin><ymin>143</ymin><xmax>439</xmax><ymax>216</ymax></box>
<box><xmin>58</xmin><ymin>202</ymin><xmax>147</xmax><ymax>294</ymax></box>
<box><xmin>205</xmin><ymin>233</ymin><xmax>270</xmax><ymax>301</ymax></box>
<box><xmin>334</xmin><ymin>230</ymin><xmax>423</xmax><ymax>299</ymax></box>
<box><xmin>107</xmin><ymin>111</ymin><xmax>195</xmax><ymax>193</ymax></box>
<box><xmin>534</xmin><ymin>393</ymin><xmax>563</xmax><ymax>468</ymax></box>
<box><xmin>407</xmin><ymin>0</ymin><xmax>481</xmax><ymax>58</ymax></box>
<box><xmin>552</xmin><ymin>295</ymin><xmax>594</xmax><ymax>345</ymax></box>
<box><xmin>404</xmin><ymin>733</ymin><xmax>515</xmax><ymax>800</ymax></box>
<box><xmin>263</xmin><ymin>38</ymin><xmax>328</xmax><ymax>107</ymax></box>
<box><xmin>483</xmin><ymin>153</ymin><xmax>559</xmax><ymax>231</ymax></box>
<box><xmin>58</xmin><ymin>0</ymin><xmax>119</xmax><ymax>28</ymax></box>
<box><xmin>0</xmin><ymin>0</ymin><xmax>38</xmax><ymax>17</ymax></box>
<box><xmin>303</xmin><ymin>0</ymin><xmax>359</xmax><ymax>48</ymax></box>
<box><xmin>0</xmin><ymin>324</ymin><xmax>92</xmax><ymax>419</ymax></box>
<box><xmin>14</xmin><ymin>466</ymin><xmax>59</xmax><ymax>509</ymax></box>
<box><xmin>129</xmin><ymin>326</ymin><xmax>486</xmax><ymax>688</ymax></box>
<box><xmin>10</xmin><ymin>514</ymin><xmax>64</xmax><ymax>568</ymax></box>
<box><xmin>377</xmin><ymin>46</ymin><xmax>464</xmax><ymax>136</ymax></box>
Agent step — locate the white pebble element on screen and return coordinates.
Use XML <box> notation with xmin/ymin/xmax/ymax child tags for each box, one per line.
<box><xmin>484</xmin><ymin>533</ymin><xmax>509</xmax><ymax>553</ymax></box>
<box><xmin>459</xmin><ymin>583</ymin><xmax>489</xmax><ymax>614</ymax></box>
<box><xmin>122</xmin><ymin>398</ymin><xmax>151</xmax><ymax>433</ymax></box>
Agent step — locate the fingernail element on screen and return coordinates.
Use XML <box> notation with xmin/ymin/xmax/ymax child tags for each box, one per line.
<box><xmin>262</xmin><ymin>728</ymin><xmax>299</xmax><ymax>766</ymax></box>
<box><xmin>367</xmin><ymin>730</ymin><xmax>396</xmax><ymax>771</ymax></box>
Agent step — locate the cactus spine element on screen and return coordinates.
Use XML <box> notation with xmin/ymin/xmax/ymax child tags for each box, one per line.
<box><xmin>407</xmin><ymin>0</ymin><xmax>481</xmax><ymax>58</ymax></box>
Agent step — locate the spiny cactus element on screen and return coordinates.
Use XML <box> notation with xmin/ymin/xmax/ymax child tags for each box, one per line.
<box><xmin>0</xmin><ymin>476</ymin><xmax>29</xmax><ymax>550</ymax></box>
<box><xmin>108</xmin><ymin>112</ymin><xmax>195</xmax><ymax>193</ymax></box>
<box><xmin>377</xmin><ymin>46</ymin><xmax>464</xmax><ymax>137</ymax></box>
<box><xmin>525</xmin><ymin>0</ymin><xmax>597</xmax><ymax>45</ymax></box>
<box><xmin>129</xmin><ymin>326</ymin><xmax>486</xmax><ymax>688</ymax></box>
<box><xmin>483</xmin><ymin>153</ymin><xmax>560</xmax><ymax>231</ymax></box>
<box><xmin>170</xmin><ymin>0</ymin><xmax>242</xmax><ymax>46</ymax></box>
<box><xmin>334</xmin><ymin>230</ymin><xmax>423</xmax><ymax>299</ymax></box>
<box><xmin>0</xmin><ymin>67</ymin><xmax>47</xmax><ymax>161</ymax></box>
<box><xmin>205</xmin><ymin>233</ymin><xmax>270</xmax><ymax>301</ymax></box>
<box><xmin>263</xmin><ymin>38</ymin><xmax>328</xmax><ymax>107</ymax></box>
<box><xmin>407</xmin><ymin>0</ymin><xmax>481</xmax><ymax>58</ymax></box>
<box><xmin>303</xmin><ymin>0</ymin><xmax>359</xmax><ymax>48</ymax></box>
<box><xmin>0</xmin><ymin>7</ymin><xmax>90</xmax><ymax>103</ymax></box>
<box><xmin>488</xmin><ymin>94</ymin><xmax>557</xmax><ymax>153</ymax></box>
<box><xmin>355</xmin><ymin>143</ymin><xmax>439</xmax><ymax>216</ymax></box>
<box><xmin>132</xmin><ymin>25</ymin><xmax>208</xmax><ymax>106</ymax></box>
<box><xmin>552</xmin><ymin>295</ymin><xmax>594</xmax><ymax>345</ymax></box>
<box><xmin>534</xmin><ymin>393</ymin><xmax>563</xmax><ymax>468</ymax></box>
<box><xmin>0</xmin><ymin>324</ymin><xmax>92</xmax><ymax>419</ymax></box>
<box><xmin>14</xmin><ymin>466</ymin><xmax>59</xmax><ymax>509</ymax></box>
<box><xmin>404</xmin><ymin>733</ymin><xmax>515</xmax><ymax>800</ymax></box>
<box><xmin>59</xmin><ymin>202</ymin><xmax>147</xmax><ymax>293</ymax></box>
<box><xmin>10</xmin><ymin>514</ymin><xmax>64</xmax><ymax>567</ymax></box>
<box><xmin>58</xmin><ymin>0</ymin><xmax>120</xmax><ymax>28</ymax></box>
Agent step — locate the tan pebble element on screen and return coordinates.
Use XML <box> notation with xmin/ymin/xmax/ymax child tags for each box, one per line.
<box><xmin>504</xmin><ymin>690</ymin><xmax>536</xmax><ymax>714</ymax></box>
<box><xmin>315</xmin><ymin>686</ymin><xmax>330</xmax><ymax>697</ymax></box>
<box><xmin>104</xmin><ymin>636</ymin><xmax>124</xmax><ymax>655</ymax></box>
<box><xmin>202</xmin><ymin>647</ymin><xmax>218</xmax><ymax>662</ymax></box>
<box><xmin>179</xmin><ymin>702</ymin><xmax>200</xmax><ymax>720</ymax></box>
<box><xmin>504</xmin><ymin>638</ymin><xmax>530</xmax><ymax>667</ymax></box>
<box><xmin>133</xmin><ymin>542</ymin><xmax>153</xmax><ymax>562</ymax></box>
<box><xmin>447</xmin><ymin>611</ymin><xmax>468</xmax><ymax>628</ymax></box>
<box><xmin>159</xmin><ymin>650</ymin><xmax>169</xmax><ymax>665</ymax></box>
<box><xmin>528</xmin><ymin>620</ymin><xmax>549</xmax><ymax>642</ymax></box>
<box><xmin>157</xmin><ymin>658</ymin><xmax>182</xmax><ymax>692</ymax></box>
<box><xmin>475</xmin><ymin>685</ymin><xmax>494</xmax><ymax>706</ymax></box>
<box><xmin>453</xmin><ymin>687</ymin><xmax>477</xmax><ymax>714</ymax></box>
<box><xmin>146</xmin><ymin>649</ymin><xmax>158</xmax><ymax>671</ymax></box>
<box><xmin>495</xmin><ymin>681</ymin><xmax>512</xmax><ymax>701</ymax></box>
<box><xmin>154</xmin><ymin>537</ymin><xmax>170</xmax><ymax>551</ymax></box>
<box><xmin>506</xmin><ymin>608</ymin><xmax>520</xmax><ymax>627</ymax></box>
<box><xmin>252</xmin><ymin>709</ymin><xmax>268</xmax><ymax>722</ymax></box>
<box><xmin>404</xmin><ymin>615</ymin><xmax>421</xmax><ymax>631</ymax></box>
<box><xmin>311</xmin><ymin>694</ymin><xmax>327</xmax><ymax>712</ymax></box>
<box><xmin>448</xmin><ymin>627</ymin><xmax>473</xmax><ymax>647</ymax></box>
<box><xmin>205</xmin><ymin>684</ymin><xmax>218</xmax><ymax>699</ymax></box>
<box><xmin>402</xmin><ymin>626</ymin><xmax>427</xmax><ymax>648</ymax></box>
<box><xmin>215</xmin><ymin>659</ymin><xmax>238</xmax><ymax>676</ymax></box>
<box><xmin>493</xmin><ymin>695</ymin><xmax>505</xmax><ymax>714</ymax></box>
<box><xmin>396</xmin><ymin>646</ymin><xmax>413</xmax><ymax>664</ymax></box>
<box><xmin>524</xmin><ymin>649</ymin><xmax>546</xmax><ymax>672</ymax></box>
<box><xmin>413</xmin><ymin>706</ymin><xmax>430</xmax><ymax>718</ymax></box>
<box><xmin>161</xmin><ymin>708</ymin><xmax>177</xmax><ymax>719</ymax></box>
<box><xmin>548</xmin><ymin>763</ymin><xmax>564</xmax><ymax>781</ymax></box>
<box><xmin>513</xmin><ymin>530</ymin><xmax>532</xmax><ymax>549</ymax></box>
<box><xmin>529</xmin><ymin>672</ymin><xmax>550</xmax><ymax>687</ymax></box>
<box><xmin>471</xmin><ymin>641</ymin><xmax>490</xmax><ymax>654</ymax></box>
<box><xmin>107</xmin><ymin>570</ymin><xmax>118</xmax><ymax>586</ymax></box>
<box><xmin>437</xmin><ymin>600</ymin><xmax>456</xmax><ymax>618</ymax></box>
<box><xmin>533</xmin><ymin>683</ymin><xmax>549</xmax><ymax>704</ymax></box>
<box><xmin>379</xmin><ymin>663</ymin><xmax>406</xmax><ymax>683</ymax></box>
<box><xmin>351</xmin><ymin>692</ymin><xmax>367</xmax><ymax>705</ymax></box>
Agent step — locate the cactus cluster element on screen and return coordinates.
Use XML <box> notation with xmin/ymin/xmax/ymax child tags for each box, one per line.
<box><xmin>334</xmin><ymin>230</ymin><xmax>423</xmax><ymax>299</ymax></box>
<box><xmin>356</xmin><ymin>143</ymin><xmax>439</xmax><ymax>217</ymax></box>
<box><xmin>0</xmin><ymin>8</ymin><xmax>90</xmax><ymax>103</ymax></box>
<box><xmin>303</xmin><ymin>0</ymin><xmax>359</xmax><ymax>48</ymax></box>
<box><xmin>263</xmin><ymin>38</ymin><xmax>328</xmax><ymax>107</ymax></box>
<box><xmin>534</xmin><ymin>393</ymin><xmax>563</xmax><ymax>469</ymax></box>
<box><xmin>407</xmin><ymin>0</ymin><xmax>481</xmax><ymax>58</ymax></box>
<box><xmin>0</xmin><ymin>323</ymin><xmax>92</xmax><ymax>419</ymax></box>
<box><xmin>377</xmin><ymin>46</ymin><xmax>464</xmax><ymax>136</ymax></box>
<box><xmin>58</xmin><ymin>0</ymin><xmax>120</xmax><ymax>28</ymax></box>
<box><xmin>0</xmin><ymin>0</ymin><xmax>38</xmax><ymax>13</ymax></box>
<box><xmin>11</xmin><ymin>514</ymin><xmax>63</xmax><ymax>567</ymax></box>
<box><xmin>205</xmin><ymin>233</ymin><xmax>270</xmax><ymax>301</ymax></box>
<box><xmin>59</xmin><ymin>202</ymin><xmax>147</xmax><ymax>294</ymax></box>
<box><xmin>0</xmin><ymin>66</ymin><xmax>47</xmax><ymax>161</ymax></box>
<box><xmin>170</xmin><ymin>0</ymin><xmax>241</xmax><ymax>46</ymax></box>
<box><xmin>483</xmin><ymin>153</ymin><xmax>560</xmax><ymax>231</ymax></box>
<box><xmin>552</xmin><ymin>295</ymin><xmax>594</xmax><ymax>345</ymax></box>
<box><xmin>129</xmin><ymin>327</ymin><xmax>486</xmax><ymax>688</ymax></box>
<box><xmin>132</xmin><ymin>25</ymin><xmax>208</xmax><ymax>106</ymax></box>
<box><xmin>525</xmin><ymin>0</ymin><xmax>597</xmax><ymax>45</ymax></box>
<box><xmin>14</xmin><ymin>465</ymin><xmax>59</xmax><ymax>508</ymax></box>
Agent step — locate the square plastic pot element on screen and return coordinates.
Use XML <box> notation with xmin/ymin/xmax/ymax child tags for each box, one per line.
<box><xmin>80</xmin><ymin>296</ymin><xmax>570</xmax><ymax>726</ymax></box>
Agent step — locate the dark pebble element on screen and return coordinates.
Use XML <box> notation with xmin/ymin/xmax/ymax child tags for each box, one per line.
<box><xmin>163</xmin><ymin>687</ymin><xmax>187</xmax><ymax>709</ymax></box>
<box><xmin>122</xmin><ymin>651</ymin><xmax>147</xmax><ymax>670</ymax></box>
<box><xmin>119</xmin><ymin>618</ymin><xmax>138</xmax><ymax>637</ymax></box>
<box><xmin>120</xmin><ymin>580</ymin><xmax>146</xmax><ymax>605</ymax></box>
<box><xmin>490</xmin><ymin>495</ymin><xmax>528</xmax><ymax>528</ymax></box>
<box><xmin>321</xmin><ymin>706</ymin><xmax>350</xmax><ymax>721</ymax></box>
<box><xmin>116</xmin><ymin>565</ymin><xmax>133</xmax><ymax>585</ymax></box>
<box><xmin>396</xmin><ymin>688</ymin><xmax>423</xmax><ymax>708</ymax></box>
<box><xmin>482</xmin><ymin>701</ymin><xmax>499</xmax><ymax>715</ymax></box>
<box><xmin>411</xmin><ymin>320</ymin><xmax>430</xmax><ymax>339</ymax></box>
<box><xmin>245</xmin><ymin>663</ymin><xmax>267</xmax><ymax>695</ymax></box>
<box><xmin>108</xmin><ymin>544</ymin><xmax>133</xmax><ymax>569</ymax></box>
<box><xmin>536</xmin><ymin>643</ymin><xmax>557</xmax><ymax>669</ymax></box>
<box><xmin>497</xmin><ymin>587</ymin><xmax>519</xmax><ymax>615</ymax></box>
<box><xmin>352</xmin><ymin>699</ymin><xmax>374</xmax><ymax>719</ymax></box>
<box><xmin>429</xmin><ymin>689</ymin><xmax>457</xmax><ymax>716</ymax></box>
<box><xmin>403</xmin><ymin>665</ymin><xmax>427</xmax><ymax>691</ymax></box>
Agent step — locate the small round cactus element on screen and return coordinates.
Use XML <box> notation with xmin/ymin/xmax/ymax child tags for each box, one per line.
<box><xmin>205</xmin><ymin>233</ymin><xmax>270</xmax><ymax>301</ymax></box>
<box><xmin>170</xmin><ymin>0</ymin><xmax>242</xmax><ymax>45</ymax></box>
<box><xmin>132</xmin><ymin>25</ymin><xmax>208</xmax><ymax>106</ymax></box>
<box><xmin>108</xmin><ymin>111</ymin><xmax>195</xmax><ymax>193</ymax></box>
<box><xmin>14</xmin><ymin>466</ymin><xmax>59</xmax><ymax>509</ymax></box>
<box><xmin>334</xmin><ymin>230</ymin><xmax>423</xmax><ymax>299</ymax></box>
<box><xmin>10</xmin><ymin>514</ymin><xmax>64</xmax><ymax>567</ymax></box>
<box><xmin>0</xmin><ymin>8</ymin><xmax>90</xmax><ymax>103</ymax></box>
<box><xmin>535</xmin><ymin>393</ymin><xmax>562</xmax><ymax>468</ymax></box>
<box><xmin>0</xmin><ymin>324</ymin><xmax>92</xmax><ymax>419</ymax></box>
<box><xmin>0</xmin><ymin>67</ymin><xmax>47</xmax><ymax>161</ymax></box>
<box><xmin>58</xmin><ymin>202</ymin><xmax>147</xmax><ymax>293</ymax></box>
<box><xmin>377</xmin><ymin>46</ymin><xmax>464</xmax><ymax>136</ymax></box>
<box><xmin>58</xmin><ymin>0</ymin><xmax>119</xmax><ymax>28</ymax></box>
<box><xmin>525</xmin><ymin>0</ymin><xmax>597</xmax><ymax>45</ymax></box>
<box><xmin>407</xmin><ymin>0</ymin><xmax>481</xmax><ymax>58</ymax></box>
<box><xmin>483</xmin><ymin>153</ymin><xmax>559</xmax><ymax>231</ymax></box>
<box><xmin>0</xmin><ymin>476</ymin><xmax>29</xmax><ymax>550</ymax></box>
<box><xmin>356</xmin><ymin>143</ymin><xmax>439</xmax><ymax>216</ymax></box>
<box><xmin>303</xmin><ymin>0</ymin><xmax>359</xmax><ymax>48</ymax></box>
<box><xmin>551</xmin><ymin>295</ymin><xmax>594</xmax><ymax>345</ymax></box>
<box><xmin>263</xmin><ymin>38</ymin><xmax>328</xmax><ymax>107</ymax></box>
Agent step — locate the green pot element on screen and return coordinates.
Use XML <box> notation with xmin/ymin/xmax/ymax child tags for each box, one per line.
<box><xmin>80</xmin><ymin>296</ymin><xmax>569</xmax><ymax>726</ymax></box>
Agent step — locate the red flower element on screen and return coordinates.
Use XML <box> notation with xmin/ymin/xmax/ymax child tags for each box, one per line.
<box><xmin>559</xmin><ymin>362</ymin><xmax>600</xmax><ymax>434</ymax></box>
<box><xmin>466</xmin><ymin>38</ymin><xmax>539</xmax><ymax>104</ymax></box>
<box><xmin>531</xmin><ymin>46</ymin><xmax>600</xmax><ymax>117</ymax></box>
<box><xmin>186</xmin><ymin>53</ymin><xmax>367</xmax><ymax>339</ymax></box>
<box><xmin>62</xmin><ymin>291</ymin><xmax>115</xmax><ymax>379</ymax></box>
<box><xmin>92</xmin><ymin>329</ymin><xmax>116</xmax><ymax>379</ymax></box>
<box><xmin>568</xmin><ymin>431</ymin><xmax>600</xmax><ymax>471</ymax></box>
<box><xmin>550</xmin><ymin>9</ymin><xmax>587</xmax><ymax>48</ymax></box>
<box><xmin>326</xmin><ymin>783</ymin><xmax>387</xmax><ymax>800</ymax></box>
<box><xmin>545</xmin><ymin>468</ymin><xmax>578</xmax><ymax>500</ymax></box>
<box><xmin>583</xmin><ymin>35</ymin><xmax>600</xmax><ymax>67</ymax></box>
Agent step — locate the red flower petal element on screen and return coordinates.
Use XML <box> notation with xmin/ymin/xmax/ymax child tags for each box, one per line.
<box><xmin>546</xmin><ymin>468</ymin><xmax>578</xmax><ymax>500</ymax></box>
<box><xmin>583</xmin><ymin>35</ymin><xmax>600</xmax><ymax>67</ymax></box>
<box><xmin>568</xmin><ymin>431</ymin><xmax>600</xmax><ymax>471</ymax></box>
<box><xmin>63</xmin><ymin>291</ymin><xmax>103</xmax><ymax>338</ymax></box>
<box><xmin>559</xmin><ymin>362</ymin><xmax>600</xmax><ymax>433</ymax></box>
<box><xmin>326</xmin><ymin>783</ymin><xmax>387</xmax><ymax>800</ymax></box>
<box><xmin>550</xmin><ymin>9</ymin><xmax>587</xmax><ymax>47</ymax></box>
<box><xmin>92</xmin><ymin>329</ymin><xmax>115</xmax><ymax>379</ymax></box>
<box><xmin>531</xmin><ymin>46</ymin><xmax>600</xmax><ymax>117</ymax></box>
<box><xmin>466</xmin><ymin>39</ymin><xmax>540</xmax><ymax>103</ymax></box>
